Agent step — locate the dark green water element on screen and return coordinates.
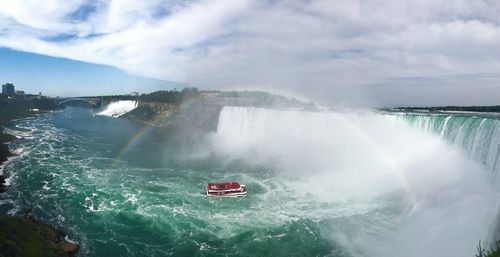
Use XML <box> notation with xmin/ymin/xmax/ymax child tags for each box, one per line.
<box><xmin>0</xmin><ymin>107</ymin><xmax>496</xmax><ymax>257</ymax></box>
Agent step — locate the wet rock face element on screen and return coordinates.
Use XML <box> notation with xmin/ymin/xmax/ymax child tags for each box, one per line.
<box><xmin>59</xmin><ymin>241</ymin><xmax>79</xmax><ymax>255</ymax></box>
<box><xmin>0</xmin><ymin>216</ymin><xmax>79</xmax><ymax>257</ymax></box>
<box><xmin>0</xmin><ymin>175</ymin><xmax>7</xmax><ymax>193</ymax></box>
<box><xmin>18</xmin><ymin>208</ymin><xmax>32</xmax><ymax>215</ymax></box>
<box><xmin>0</xmin><ymin>143</ymin><xmax>12</xmax><ymax>163</ymax></box>
<box><xmin>25</xmin><ymin>216</ymin><xmax>80</xmax><ymax>257</ymax></box>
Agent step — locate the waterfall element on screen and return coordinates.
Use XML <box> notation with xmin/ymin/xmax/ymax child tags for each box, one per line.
<box><xmin>97</xmin><ymin>100</ymin><xmax>138</xmax><ymax>117</ymax></box>
<box><xmin>211</xmin><ymin>106</ymin><xmax>497</xmax><ymax>257</ymax></box>
<box><xmin>386</xmin><ymin>113</ymin><xmax>500</xmax><ymax>181</ymax></box>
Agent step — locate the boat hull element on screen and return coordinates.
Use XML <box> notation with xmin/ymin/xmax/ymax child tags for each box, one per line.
<box><xmin>206</xmin><ymin>182</ymin><xmax>247</xmax><ymax>197</ymax></box>
<box><xmin>206</xmin><ymin>190</ymin><xmax>247</xmax><ymax>197</ymax></box>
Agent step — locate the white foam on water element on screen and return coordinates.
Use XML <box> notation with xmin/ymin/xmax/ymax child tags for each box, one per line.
<box><xmin>211</xmin><ymin>106</ymin><xmax>497</xmax><ymax>257</ymax></box>
<box><xmin>2</xmin><ymin>126</ymin><xmax>33</xmax><ymax>138</ymax></box>
<box><xmin>3</xmin><ymin>175</ymin><xmax>13</xmax><ymax>186</ymax></box>
<box><xmin>64</xmin><ymin>235</ymin><xmax>77</xmax><ymax>244</ymax></box>
<box><xmin>42</xmin><ymin>181</ymin><xmax>50</xmax><ymax>191</ymax></box>
<box><xmin>97</xmin><ymin>100</ymin><xmax>137</xmax><ymax>117</ymax></box>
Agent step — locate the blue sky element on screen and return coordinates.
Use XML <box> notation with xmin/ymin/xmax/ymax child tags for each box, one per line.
<box><xmin>0</xmin><ymin>0</ymin><xmax>499</xmax><ymax>106</ymax></box>
<box><xmin>0</xmin><ymin>48</ymin><xmax>176</xmax><ymax>97</ymax></box>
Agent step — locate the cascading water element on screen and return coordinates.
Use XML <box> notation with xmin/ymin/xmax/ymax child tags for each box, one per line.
<box><xmin>385</xmin><ymin>112</ymin><xmax>500</xmax><ymax>244</ymax></box>
<box><xmin>97</xmin><ymin>100</ymin><xmax>137</xmax><ymax>117</ymax></box>
<box><xmin>386</xmin><ymin>113</ymin><xmax>500</xmax><ymax>182</ymax></box>
<box><xmin>212</xmin><ymin>106</ymin><xmax>497</xmax><ymax>257</ymax></box>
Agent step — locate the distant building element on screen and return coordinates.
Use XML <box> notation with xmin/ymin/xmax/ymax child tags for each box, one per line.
<box><xmin>15</xmin><ymin>90</ymin><xmax>25</xmax><ymax>96</ymax></box>
<box><xmin>2</xmin><ymin>83</ymin><xmax>14</xmax><ymax>96</ymax></box>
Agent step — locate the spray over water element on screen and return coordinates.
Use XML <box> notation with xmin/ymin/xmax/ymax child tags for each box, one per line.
<box><xmin>97</xmin><ymin>100</ymin><xmax>137</xmax><ymax>117</ymax></box>
<box><xmin>211</xmin><ymin>106</ymin><xmax>497</xmax><ymax>257</ymax></box>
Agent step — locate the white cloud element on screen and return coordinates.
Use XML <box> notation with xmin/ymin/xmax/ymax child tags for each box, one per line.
<box><xmin>0</xmin><ymin>0</ymin><xmax>84</xmax><ymax>31</ymax></box>
<box><xmin>0</xmin><ymin>0</ymin><xmax>499</xmax><ymax>106</ymax></box>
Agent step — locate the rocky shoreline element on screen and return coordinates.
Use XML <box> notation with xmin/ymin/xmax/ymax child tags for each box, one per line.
<box><xmin>0</xmin><ymin>214</ymin><xmax>79</xmax><ymax>257</ymax></box>
<box><xmin>0</xmin><ymin>128</ymin><xmax>16</xmax><ymax>193</ymax></box>
<box><xmin>0</xmin><ymin>125</ymin><xmax>80</xmax><ymax>256</ymax></box>
<box><xmin>0</xmin><ymin>102</ymin><xmax>79</xmax><ymax>256</ymax></box>
<box><xmin>0</xmin><ymin>174</ymin><xmax>8</xmax><ymax>193</ymax></box>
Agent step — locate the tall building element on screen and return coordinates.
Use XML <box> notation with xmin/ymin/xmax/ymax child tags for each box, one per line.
<box><xmin>2</xmin><ymin>83</ymin><xmax>14</xmax><ymax>96</ymax></box>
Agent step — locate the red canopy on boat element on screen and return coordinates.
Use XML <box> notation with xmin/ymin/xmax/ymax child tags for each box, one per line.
<box><xmin>207</xmin><ymin>182</ymin><xmax>241</xmax><ymax>190</ymax></box>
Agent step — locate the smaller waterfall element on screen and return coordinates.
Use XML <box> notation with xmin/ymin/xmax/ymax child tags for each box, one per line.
<box><xmin>97</xmin><ymin>100</ymin><xmax>138</xmax><ymax>117</ymax></box>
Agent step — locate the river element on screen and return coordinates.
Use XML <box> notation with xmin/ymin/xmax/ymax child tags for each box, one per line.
<box><xmin>0</xmin><ymin>106</ymin><xmax>498</xmax><ymax>257</ymax></box>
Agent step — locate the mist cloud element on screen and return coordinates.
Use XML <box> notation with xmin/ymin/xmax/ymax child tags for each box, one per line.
<box><xmin>0</xmin><ymin>0</ymin><xmax>499</xmax><ymax>106</ymax></box>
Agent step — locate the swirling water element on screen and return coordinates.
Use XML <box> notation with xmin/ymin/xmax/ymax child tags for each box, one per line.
<box><xmin>0</xmin><ymin>107</ymin><xmax>497</xmax><ymax>257</ymax></box>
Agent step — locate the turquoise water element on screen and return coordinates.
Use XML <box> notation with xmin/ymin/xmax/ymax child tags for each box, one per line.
<box><xmin>0</xmin><ymin>107</ymin><xmax>497</xmax><ymax>257</ymax></box>
<box><xmin>0</xmin><ymin>108</ymin><xmax>350</xmax><ymax>256</ymax></box>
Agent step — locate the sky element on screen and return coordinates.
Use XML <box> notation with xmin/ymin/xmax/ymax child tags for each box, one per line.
<box><xmin>0</xmin><ymin>48</ymin><xmax>178</xmax><ymax>97</ymax></box>
<box><xmin>0</xmin><ymin>0</ymin><xmax>499</xmax><ymax>107</ymax></box>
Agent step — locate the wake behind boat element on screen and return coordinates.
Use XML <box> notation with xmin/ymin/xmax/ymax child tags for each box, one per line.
<box><xmin>206</xmin><ymin>182</ymin><xmax>247</xmax><ymax>197</ymax></box>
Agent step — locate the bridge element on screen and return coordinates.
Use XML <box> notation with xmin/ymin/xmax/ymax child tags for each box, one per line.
<box><xmin>55</xmin><ymin>97</ymin><xmax>103</xmax><ymax>107</ymax></box>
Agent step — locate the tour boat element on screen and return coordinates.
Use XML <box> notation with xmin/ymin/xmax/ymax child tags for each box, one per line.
<box><xmin>206</xmin><ymin>182</ymin><xmax>247</xmax><ymax>197</ymax></box>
